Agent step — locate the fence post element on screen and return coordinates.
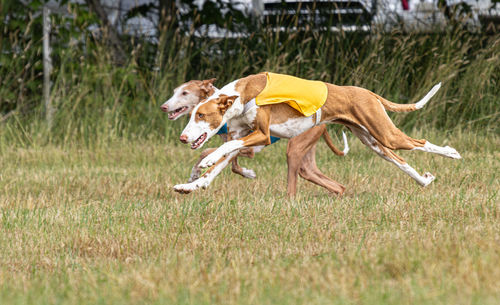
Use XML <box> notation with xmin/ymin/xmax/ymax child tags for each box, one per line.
<box><xmin>43</xmin><ymin>5</ymin><xmax>53</xmax><ymax>127</ymax></box>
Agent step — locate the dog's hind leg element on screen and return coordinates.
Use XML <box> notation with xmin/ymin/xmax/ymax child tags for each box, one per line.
<box><xmin>298</xmin><ymin>145</ymin><xmax>346</xmax><ymax>195</ymax></box>
<box><xmin>349</xmin><ymin>124</ymin><xmax>436</xmax><ymax>187</ymax></box>
<box><xmin>286</xmin><ymin>143</ymin><xmax>305</xmax><ymax>197</ymax></box>
<box><xmin>359</xmin><ymin>118</ymin><xmax>460</xmax><ymax>159</ymax></box>
<box><xmin>411</xmin><ymin>141</ymin><xmax>461</xmax><ymax>159</ymax></box>
<box><xmin>231</xmin><ymin>156</ymin><xmax>257</xmax><ymax>179</ymax></box>
<box><xmin>287</xmin><ymin>126</ymin><xmax>345</xmax><ymax>197</ymax></box>
<box><xmin>368</xmin><ymin>121</ymin><xmax>460</xmax><ymax>159</ymax></box>
<box><xmin>286</xmin><ymin>127</ymin><xmax>324</xmax><ymax>196</ymax></box>
<box><xmin>350</xmin><ymin>103</ymin><xmax>460</xmax><ymax>159</ymax></box>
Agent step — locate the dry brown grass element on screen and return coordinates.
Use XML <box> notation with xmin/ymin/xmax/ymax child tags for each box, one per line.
<box><xmin>0</xmin><ymin>130</ymin><xmax>498</xmax><ymax>304</ymax></box>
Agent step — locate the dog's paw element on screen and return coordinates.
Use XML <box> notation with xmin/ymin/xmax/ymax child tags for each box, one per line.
<box><xmin>421</xmin><ymin>172</ymin><xmax>436</xmax><ymax>187</ymax></box>
<box><xmin>188</xmin><ymin>169</ymin><xmax>201</xmax><ymax>183</ymax></box>
<box><xmin>173</xmin><ymin>183</ymin><xmax>198</xmax><ymax>194</ymax></box>
<box><xmin>240</xmin><ymin>168</ymin><xmax>256</xmax><ymax>179</ymax></box>
<box><xmin>174</xmin><ymin>178</ymin><xmax>212</xmax><ymax>193</ymax></box>
<box><xmin>444</xmin><ymin>146</ymin><xmax>462</xmax><ymax>159</ymax></box>
<box><xmin>199</xmin><ymin>153</ymin><xmax>221</xmax><ymax>168</ymax></box>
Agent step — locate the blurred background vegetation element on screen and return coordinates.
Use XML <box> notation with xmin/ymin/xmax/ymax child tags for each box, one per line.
<box><xmin>0</xmin><ymin>0</ymin><xmax>498</xmax><ymax>147</ymax></box>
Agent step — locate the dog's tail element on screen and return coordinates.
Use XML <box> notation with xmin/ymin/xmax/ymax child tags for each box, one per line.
<box><xmin>323</xmin><ymin>130</ymin><xmax>349</xmax><ymax>156</ymax></box>
<box><xmin>374</xmin><ymin>83</ymin><xmax>441</xmax><ymax>113</ymax></box>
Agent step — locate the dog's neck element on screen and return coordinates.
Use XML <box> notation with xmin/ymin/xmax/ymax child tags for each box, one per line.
<box><xmin>235</xmin><ymin>73</ymin><xmax>267</xmax><ymax>105</ymax></box>
<box><xmin>218</xmin><ymin>73</ymin><xmax>267</xmax><ymax>120</ymax></box>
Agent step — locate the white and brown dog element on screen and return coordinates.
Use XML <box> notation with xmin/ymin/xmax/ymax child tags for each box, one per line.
<box><xmin>161</xmin><ymin>78</ymin><xmax>349</xmax><ymax>195</ymax></box>
<box><xmin>179</xmin><ymin>72</ymin><xmax>461</xmax><ymax>193</ymax></box>
<box><xmin>161</xmin><ymin>79</ymin><xmax>257</xmax><ymax>181</ymax></box>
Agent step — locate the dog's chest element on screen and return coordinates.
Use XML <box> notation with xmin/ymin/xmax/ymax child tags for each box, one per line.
<box><xmin>228</xmin><ymin>102</ymin><xmax>257</xmax><ymax>132</ymax></box>
<box><xmin>270</xmin><ymin>116</ymin><xmax>316</xmax><ymax>138</ymax></box>
<box><xmin>227</xmin><ymin>115</ymin><xmax>253</xmax><ymax>139</ymax></box>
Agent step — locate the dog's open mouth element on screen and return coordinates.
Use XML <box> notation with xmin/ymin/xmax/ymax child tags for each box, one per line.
<box><xmin>191</xmin><ymin>132</ymin><xmax>207</xmax><ymax>149</ymax></box>
<box><xmin>168</xmin><ymin>106</ymin><xmax>189</xmax><ymax>120</ymax></box>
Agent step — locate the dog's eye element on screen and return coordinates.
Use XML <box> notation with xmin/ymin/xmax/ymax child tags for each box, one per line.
<box><xmin>197</xmin><ymin>113</ymin><xmax>204</xmax><ymax>119</ymax></box>
<box><xmin>182</xmin><ymin>91</ymin><xmax>188</xmax><ymax>96</ymax></box>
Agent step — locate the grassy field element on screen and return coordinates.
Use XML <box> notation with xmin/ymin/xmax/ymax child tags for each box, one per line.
<box><xmin>0</xmin><ymin>130</ymin><xmax>498</xmax><ymax>304</ymax></box>
<box><xmin>2</xmin><ymin>4</ymin><xmax>499</xmax><ymax>304</ymax></box>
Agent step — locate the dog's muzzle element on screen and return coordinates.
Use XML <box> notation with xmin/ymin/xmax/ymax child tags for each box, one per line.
<box><xmin>191</xmin><ymin>133</ymin><xmax>207</xmax><ymax>149</ymax></box>
<box><xmin>179</xmin><ymin>134</ymin><xmax>188</xmax><ymax>143</ymax></box>
<box><xmin>168</xmin><ymin>106</ymin><xmax>189</xmax><ymax>120</ymax></box>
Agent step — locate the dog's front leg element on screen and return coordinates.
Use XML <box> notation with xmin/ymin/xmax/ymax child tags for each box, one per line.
<box><xmin>188</xmin><ymin>148</ymin><xmax>216</xmax><ymax>182</ymax></box>
<box><xmin>174</xmin><ymin>150</ymin><xmax>239</xmax><ymax>193</ymax></box>
<box><xmin>198</xmin><ymin>140</ymin><xmax>245</xmax><ymax>168</ymax></box>
<box><xmin>198</xmin><ymin>130</ymin><xmax>271</xmax><ymax>168</ymax></box>
<box><xmin>199</xmin><ymin>107</ymin><xmax>272</xmax><ymax>168</ymax></box>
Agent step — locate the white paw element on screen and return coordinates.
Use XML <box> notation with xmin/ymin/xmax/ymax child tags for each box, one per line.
<box><xmin>199</xmin><ymin>153</ymin><xmax>221</xmax><ymax>168</ymax></box>
<box><xmin>173</xmin><ymin>182</ymin><xmax>199</xmax><ymax>194</ymax></box>
<box><xmin>444</xmin><ymin>146</ymin><xmax>461</xmax><ymax>159</ymax></box>
<box><xmin>174</xmin><ymin>177</ymin><xmax>212</xmax><ymax>193</ymax></box>
<box><xmin>241</xmin><ymin>168</ymin><xmax>257</xmax><ymax>179</ymax></box>
<box><xmin>421</xmin><ymin>172</ymin><xmax>436</xmax><ymax>187</ymax></box>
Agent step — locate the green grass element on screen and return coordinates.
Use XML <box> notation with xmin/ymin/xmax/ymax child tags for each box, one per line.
<box><xmin>2</xmin><ymin>18</ymin><xmax>499</xmax><ymax>143</ymax></box>
<box><xmin>1</xmin><ymin>130</ymin><xmax>498</xmax><ymax>304</ymax></box>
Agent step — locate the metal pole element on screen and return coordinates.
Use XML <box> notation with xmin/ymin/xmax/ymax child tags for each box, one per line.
<box><xmin>43</xmin><ymin>5</ymin><xmax>53</xmax><ymax>127</ymax></box>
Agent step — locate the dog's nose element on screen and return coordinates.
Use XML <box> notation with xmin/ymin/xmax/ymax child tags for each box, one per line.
<box><xmin>160</xmin><ymin>104</ymin><xmax>168</xmax><ymax>112</ymax></box>
<box><xmin>179</xmin><ymin>134</ymin><xmax>188</xmax><ymax>143</ymax></box>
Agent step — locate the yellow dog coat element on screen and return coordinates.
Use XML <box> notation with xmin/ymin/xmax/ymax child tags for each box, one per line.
<box><xmin>255</xmin><ymin>72</ymin><xmax>328</xmax><ymax>117</ymax></box>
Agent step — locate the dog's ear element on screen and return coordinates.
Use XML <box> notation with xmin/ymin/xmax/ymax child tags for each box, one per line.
<box><xmin>200</xmin><ymin>78</ymin><xmax>216</xmax><ymax>96</ymax></box>
<box><xmin>216</xmin><ymin>95</ymin><xmax>238</xmax><ymax>115</ymax></box>
<box><xmin>203</xmin><ymin>78</ymin><xmax>216</xmax><ymax>85</ymax></box>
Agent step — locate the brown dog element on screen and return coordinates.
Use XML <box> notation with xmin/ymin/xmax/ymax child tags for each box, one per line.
<box><xmin>161</xmin><ymin>79</ymin><xmax>348</xmax><ymax>195</ymax></box>
<box><xmin>180</xmin><ymin>72</ymin><xmax>461</xmax><ymax>193</ymax></box>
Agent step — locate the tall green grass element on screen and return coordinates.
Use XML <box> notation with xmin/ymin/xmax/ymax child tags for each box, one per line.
<box><xmin>1</xmin><ymin>13</ymin><xmax>499</xmax><ymax>148</ymax></box>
